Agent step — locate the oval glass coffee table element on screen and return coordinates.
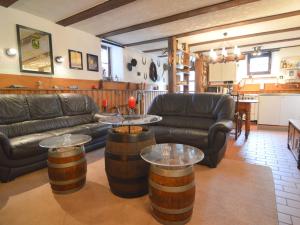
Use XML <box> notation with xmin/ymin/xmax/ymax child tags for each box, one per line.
<box><xmin>140</xmin><ymin>143</ymin><xmax>204</xmax><ymax>225</ymax></box>
<box><xmin>39</xmin><ymin>134</ymin><xmax>91</xmax><ymax>194</ymax></box>
<box><xmin>97</xmin><ymin>114</ymin><xmax>162</xmax><ymax>198</ymax></box>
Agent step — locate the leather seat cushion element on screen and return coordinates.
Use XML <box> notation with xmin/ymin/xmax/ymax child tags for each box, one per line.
<box><xmin>59</xmin><ymin>94</ymin><xmax>93</xmax><ymax>116</ymax></box>
<box><xmin>0</xmin><ymin>114</ymin><xmax>94</xmax><ymax>138</ymax></box>
<box><xmin>157</xmin><ymin>116</ymin><xmax>215</xmax><ymax>130</ymax></box>
<box><xmin>45</xmin><ymin>125</ymin><xmax>91</xmax><ymax>136</ymax></box>
<box><xmin>26</xmin><ymin>94</ymin><xmax>63</xmax><ymax>120</ymax></box>
<box><xmin>80</xmin><ymin>123</ymin><xmax>110</xmax><ymax>138</ymax></box>
<box><xmin>150</xmin><ymin>126</ymin><xmax>209</xmax><ymax>149</ymax></box>
<box><xmin>0</xmin><ymin>95</ymin><xmax>30</xmax><ymax>125</ymax></box>
<box><xmin>9</xmin><ymin>133</ymin><xmax>52</xmax><ymax>160</ymax></box>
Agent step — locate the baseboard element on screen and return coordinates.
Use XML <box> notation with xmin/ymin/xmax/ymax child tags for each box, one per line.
<box><xmin>257</xmin><ymin>124</ymin><xmax>288</xmax><ymax>131</ymax></box>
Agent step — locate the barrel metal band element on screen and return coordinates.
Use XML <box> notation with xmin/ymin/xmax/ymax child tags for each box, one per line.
<box><xmin>149</xmin><ymin>179</ymin><xmax>195</xmax><ymax>193</ymax></box>
<box><xmin>151</xmin><ymin>165</ymin><xmax>193</xmax><ymax>177</ymax></box>
<box><xmin>47</xmin><ymin>158</ymin><xmax>86</xmax><ymax>168</ymax></box>
<box><xmin>48</xmin><ymin>146</ymin><xmax>84</xmax><ymax>158</ymax></box>
<box><xmin>49</xmin><ymin>174</ymin><xmax>86</xmax><ymax>185</ymax></box>
<box><xmin>105</xmin><ymin>151</ymin><xmax>141</xmax><ymax>161</ymax></box>
<box><xmin>152</xmin><ymin>213</ymin><xmax>191</xmax><ymax>225</ymax></box>
<box><xmin>151</xmin><ymin>203</ymin><xmax>194</xmax><ymax>215</ymax></box>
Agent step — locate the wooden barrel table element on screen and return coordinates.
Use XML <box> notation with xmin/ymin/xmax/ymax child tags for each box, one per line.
<box><xmin>140</xmin><ymin>143</ymin><xmax>204</xmax><ymax>225</ymax></box>
<box><xmin>149</xmin><ymin>165</ymin><xmax>195</xmax><ymax>225</ymax></box>
<box><xmin>105</xmin><ymin>127</ymin><xmax>156</xmax><ymax>198</ymax></box>
<box><xmin>39</xmin><ymin>134</ymin><xmax>92</xmax><ymax>194</ymax></box>
<box><xmin>48</xmin><ymin>146</ymin><xmax>87</xmax><ymax>194</ymax></box>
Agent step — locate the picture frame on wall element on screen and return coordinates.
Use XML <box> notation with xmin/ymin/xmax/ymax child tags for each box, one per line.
<box><xmin>87</xmin><ymin>54</ymin><xmax>99</xmax><ymax>72</ymax></box>
<box><xmin>68</xmin><ymin>49</ymin><xmax>83</xmax><ymax>70</ymax></box>
<box><xmin>16</xmin><ymin>24</ymin><xmax>54</xmax><ymax>75</ymax></box>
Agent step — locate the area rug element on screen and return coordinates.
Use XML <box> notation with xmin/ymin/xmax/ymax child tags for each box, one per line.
<box><xmin>0</xmin><ymin>149</ymin><xmax>278</xmax><ymax>225</ymax></box>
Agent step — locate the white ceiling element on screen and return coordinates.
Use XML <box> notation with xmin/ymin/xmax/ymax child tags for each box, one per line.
<box><xmin>9</xmin><ymin>0</ymin><xmax>300</xmax><ymax>54</ymax></box>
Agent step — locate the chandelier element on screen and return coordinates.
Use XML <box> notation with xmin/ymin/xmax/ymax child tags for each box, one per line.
<box><xmin>209</xmin><ymin>32</ymin><xmax>241</xmax><ymax>62</ymax></box>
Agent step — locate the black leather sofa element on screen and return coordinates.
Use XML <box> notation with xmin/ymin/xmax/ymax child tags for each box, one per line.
<box><xmin>147</xmin><ymin>93</ymin><xmax>234</xmax><ymax>167</ymax></box>
<box><xmin>0</xmin><ymin>93</ymin><xmax>110</xmax><ymax>182</ymax></box>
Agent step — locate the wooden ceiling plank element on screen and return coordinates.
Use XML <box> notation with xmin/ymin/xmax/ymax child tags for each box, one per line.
<box><xmin>143</xmin><ymin>48</ymin><xmax>167</xmax><ymax>53</ymax></box>
<box><xmin>123</xmin><ymin>10</ymin><xmax>300</xmax><ymax>47</ymax></box>
<box><xmin>96</xmin><ymin>0</ymin><xmax>259</xmax><ymax>37</ymax></box>
<box><xmin>0</xmin><ymin>0</ymin><xmax>18</xmax><ymax>7</ymax></box>
<box><xmin>189</xmin><ymin>27</ymin><xmax>300</xmax><ymax>47</ymax></box>
<box><xmin>57</xmin><ymin>0</ymin><xmax>136</xmax><ymax>26</ymax></box>
<box><xmin>193</xmin><ymin>37</ymin><xmax>300</xmax><ymax>53</ymax></box>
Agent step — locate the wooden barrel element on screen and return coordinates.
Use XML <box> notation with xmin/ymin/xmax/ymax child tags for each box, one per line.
<box><xmin>105</xmin><ymin>127</ymin><xmax>155</xmax><ymax>198</ymax></box>
<box><xmin>149</xmin><ymin>165</ymin><xmax>195</xmax><ymax>225</ymax></box>
<box><xmin>47</xmin><ymin>146</ymin><xmax>87</xmax><ymax>194</ymax></box>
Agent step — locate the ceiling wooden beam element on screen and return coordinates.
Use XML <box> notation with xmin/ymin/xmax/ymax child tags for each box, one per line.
<box><xmin>143</xmin><ymin>48</ymin><xmax>167</xmax><ymax>53</ymax></box>
<box><xmin>57</xmin><ymin>0</ymin><xmax>136</xmax><ymax>26</ymax></box>
<box><xmin>189</xmin><ymin>27</ymin><xmax>300</xmax><ymax>47</ymax></box>
<box><xmin>123</xmin><ymin>10</ymin><xmax>300</xmax><ymax>47</ymax></box>
<box><xmin>176</xmin><ymin>10</ymin><xmax>300</xmax><ymax>38</ymax></box>
<box><xmin>125</xmin><ymin>37</ymin><xmax>168</xmax><ymax>47</ymax></box>
<box><xmin>193</xmin><ymin>37</ymin><xmax>300</xmax><ymax>53</ymax></box>
<box><xmin>0</xmin><ymin>0</ymin><xmax>18</xmax><ymax>7</ymax></box>
<box><xmin>102</xmin><ymin>38</ymin><xmax>125</xmax><ymax>48</ymax></box>
<box><xmin>96</xmin><ymin>0</ymin><xmax>259</xmax><ymax>38</ymax></box>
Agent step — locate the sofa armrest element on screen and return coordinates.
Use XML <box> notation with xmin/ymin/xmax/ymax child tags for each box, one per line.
<box><xmin>208</xmin><ymin>120</ymin><xmax>233</xmax><ymax>143</ymax></box>
<box><xmin>0</xmin><ymin>132</ymin><xmax>11</xmax><ymax>157</ymax></box>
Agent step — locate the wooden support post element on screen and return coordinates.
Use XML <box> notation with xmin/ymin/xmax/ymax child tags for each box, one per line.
<box><xmin>168</xmin><ymin>37</ymin><xmax>177</xmax><ymax>93</ymax></box>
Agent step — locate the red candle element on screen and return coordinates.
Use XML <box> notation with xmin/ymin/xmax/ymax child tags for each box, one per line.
<box><xmin>102</xmin><ymin>99</ymin><xmax>108</xmax><ymax>108</ymax></box>
<box><xmin>128</xmin><ymin>96</ymin><xmax>136</xmax><ymax>109</ymax></box>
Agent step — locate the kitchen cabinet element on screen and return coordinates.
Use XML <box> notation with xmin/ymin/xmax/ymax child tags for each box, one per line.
<box><xmin>209</xmin><ymin>62</ymin><xmax>236</xmax><ymax>82</ymax></box>
<box><xmin>258</xmin><ymin>94</ymin><xmax>300</xmax><ymax>126</ymax></box>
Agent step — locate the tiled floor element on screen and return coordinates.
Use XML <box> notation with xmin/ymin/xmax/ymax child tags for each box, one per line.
<box><xmin>226</xmin><ymin>125</ymin><xmax>300</xmax><ymax>225</ymax></box>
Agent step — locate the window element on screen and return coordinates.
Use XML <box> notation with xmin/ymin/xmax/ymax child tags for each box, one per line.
<box><xmin>101</xmin><ymin>45</ymin><xmax>111</xmax><ymax>77</ymax></box>
<box><xmin>247</xmin><ymin>52</ymin><xmax>271</xmax><ymax>75</ymax></box>
<box><xmin>189</xmin><ymin>71</ymin><xmax>195</xmax><ymax>93</ymax></box>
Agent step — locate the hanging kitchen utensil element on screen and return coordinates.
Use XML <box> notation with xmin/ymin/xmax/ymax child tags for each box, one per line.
<box><xmin>142</xmin><ymin>57</ymin><xmax>147</xmax><ymax>65</ymax></box>
<box><xmin>149</xmin><ymin>61</ymin><xmax>158</xmax><ymax>82</ymax></box>
<box><xmin>131</xmin><ymin>58</ymin><xmax>137</xmax><ymax>67</ymax></box>
<box><xmin>144</xmin><ymin>72</ymin><xmax>148</xmax><ymax>80</ymax></box>
<box><xmin>127</xmin><ymin>63</ymin><xmax>132</xmax><ymax>71</ymax></box>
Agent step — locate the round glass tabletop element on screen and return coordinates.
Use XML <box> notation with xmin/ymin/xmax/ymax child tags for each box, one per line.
<box><xmin>140</xmin><ymin>143</ymin><xmax>204</xmax><ymax>167</ymax></box>
<box><xmin>39</xmin><ymin>134</ymin><xmax>92</xmax><ymax>149</ymax></box>
<box><xmin>97</xmin><ymin>114</ymin><xmax>162</xmax><ymax>126</ymax></box>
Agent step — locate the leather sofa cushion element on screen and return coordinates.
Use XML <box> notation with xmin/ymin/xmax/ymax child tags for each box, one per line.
<box><xmin>0</xmin><ymin>114</ymin><xmax>94</xmax><ymax>138</ymax></box>
<box><xmin>0</xmin><ymin>95</ymin><xmax>30</xmax><ymax>125</ymax></box>
<box><xmin>26</xmin><ymin>94</ymin><xmax>63</xmax><ymax>120</ymax></box>
<box><xmin>150</xmin><ymin>126</ymin><xmax>209</xmax><ymax>149</ymax></box>
<box><xmin>9</xmin><ymin>133</ymin><xmax>52</xmax><ymax>159</ymax></box>
<box><xmin>80</xmin><ymin>123</ymin><xmax>110</xmax><ymax>138</ymax></box>
<box><xmin>148</xmin><ymin>93</ymin><xmax>234</xmax><ymax>120</ymax></box>
<box><xmin>157</xmin><ymin>116</ymin><xmax>215</xmax><ymax>130</ymax></box>
<box><xmin>59</xmin><ymin>94</ymin><xmax>94</xmax><ymax>116</ymax></box>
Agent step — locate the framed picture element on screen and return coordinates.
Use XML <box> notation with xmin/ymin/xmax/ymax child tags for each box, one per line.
<box><xmin>68</xmin><ymin>50</ymin><xmax>83</xmax><ymax>70</ymax></box>
<box><xmin>87</xmin><ymin>54</ymin><xmax>99</xmax><ymax>72</ymax></box>
<box><xmin>16</xmin><ymin>24</ymin><xmax>54</xmax><ymax>74</ymax></box>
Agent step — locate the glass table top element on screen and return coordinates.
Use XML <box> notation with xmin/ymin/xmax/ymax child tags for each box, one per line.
<box><xmin>39</xmin><ymin>134</ymin><xmax>92</xmax><ymax>149</ymax></box>
<box><xmin>97</xmin><ymin>114</ymin><xmax>162</xmax><ymax>126</ymax></box>
<box><xmin>140</xmin><ymin>143</ymin><xmax>204</xmax><ymax>167</ymax></box>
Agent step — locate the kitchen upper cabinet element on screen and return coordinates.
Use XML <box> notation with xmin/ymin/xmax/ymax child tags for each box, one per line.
<box><xmin>209</xmin><ymin>62</ymin><xmax>236</xmax><ymax>82</ymax></box>
<box><xmin>258</xmin><ymin>95</ymin><xmax>300</xmax><ymax>126</ymax></box>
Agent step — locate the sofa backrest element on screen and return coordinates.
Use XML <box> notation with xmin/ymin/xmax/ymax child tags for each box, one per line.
<box><xmin>0</xmin><ymin>93</ymin><xmax>99</xmax><ymax>138</ymax></box>
<box><xmin>147</xmin><ymin>93</ymin><xmax>234</xmax><ymax>129</ymax></box>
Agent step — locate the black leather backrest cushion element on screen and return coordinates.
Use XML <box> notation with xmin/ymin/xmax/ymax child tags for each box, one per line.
<box><xmin>148</xmin><ymin>94</ymin><xmax>188</xmax><ymax>116</ymax></box>
<box><xmin>26</xmin><ymin>94</ymin><xmax>63</xmax><ymax>120</ymax></box>
<box><xmin>148</xmin><ymin>93</ymin><xmax>234</xmax><ymax>120</ymax></box>
<box><xmin>0</xmin><ymin>95</ymin><xmax>30</xmax><ymax>125</ymax></box>
<box><xmin>59</xmin><ymin>94</ymin><xmax>93</xmax><ymax>116</ymax></box>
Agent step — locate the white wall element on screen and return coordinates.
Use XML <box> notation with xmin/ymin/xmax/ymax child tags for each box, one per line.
<box><xmin>236</xmin><ymin>46</ymin><xmax>300</xmax><ymax>84</ymax></box>
<box><xmin>102</xmin><ymin>43</ymin><xmax>168</xmax><ymax>90</ymax></box>
<box><xmin>0</xmin><ymin>6</ymin><xmax>102</xmax><ymax>80</ymax></box>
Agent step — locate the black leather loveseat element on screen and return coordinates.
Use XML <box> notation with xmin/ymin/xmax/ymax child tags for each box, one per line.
<box><xmin>148</xmin><ymin>93</ymin><xmax>234</xmax><ymax>167</ymax></box>
<box><xmin>0</xmin><ymin>93</ymin><xmax>110</xmax><ymax>182</ymax></box>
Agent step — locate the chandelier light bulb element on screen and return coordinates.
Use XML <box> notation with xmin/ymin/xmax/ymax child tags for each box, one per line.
<box><xmin>221</xmin><ymin>47</ymin><xmax>228</xmax><ymax>57</ymax></box>
<box><xmin>233</xmin><ymin>46</ymin><xmax>241</xmax><ymax>56</ymax></box>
